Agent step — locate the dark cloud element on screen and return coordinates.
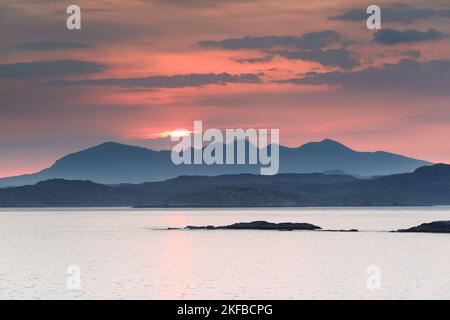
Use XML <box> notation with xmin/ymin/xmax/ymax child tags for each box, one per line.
<box><xmin>10</xmin><ymin>41</ymin><xmax>92</xmax><ymax>51</ymax></box>
<box><xmin>275</xmin><ymin>59</ymin><xmax>450</xmax><ymax>96</ymax></box>
<box><xmin>232</xmin><ymin>56</ymin><xmax>273</xmax><ymax>64</ymax></box>
<box><xmin>51</xmin><ymin>73</ymin><xmax>262</xmax><ymax>88</ymax></box>
<box><xmin>296</xmin><ymin>31</ymin><xmax>342</xmax><ymax>50</ymax></box>
<box><xmin>272</xmin><ymin>48</ymin><xmax>359</xmax><ymax>69</ymax></box>
<box><xmin>373</xmin><ymin>28</ymin><xmax>446</xmax><ymax>45</ymax></box>
<box><xmin>0</xmin><ymin>60</ymin><xmax>105</xmax><ymax>78</ymax></box>
<box><xmin>330</xmin><ymin>3</ymin><xmax>449</xmax><ymax>24</ymax></box>
<box><xmin>199</xmin><ymin>30</ymin><xmax>341</xmax><ymax>50</ymax></box>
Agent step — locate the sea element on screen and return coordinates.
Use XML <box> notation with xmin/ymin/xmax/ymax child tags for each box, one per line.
<box><xmin>1</xmin><ymin>207</ymin><xmax>450</xmax><ymax>299</ymax></box>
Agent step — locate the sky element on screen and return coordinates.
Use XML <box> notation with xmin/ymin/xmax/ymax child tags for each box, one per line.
<box><xmin>1</xmin><ymin>0</ymin><xmax>450</xmax><ymax>177</ymax></box>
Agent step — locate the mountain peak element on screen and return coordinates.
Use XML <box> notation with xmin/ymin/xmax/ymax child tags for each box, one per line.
<box><xmin>97</xmin><ymin>141</ymin><xmax>125</xmax><ymax>147</ymax></box>
<box><xmin>320</xmin><ymin>138</ymin><xmax>349</xmax><ymax>146</ymax></box>
<box><xmin>62</xmin><ymin>141</ymin><xmax>151</xmax><ymax>158</ymax></box>
<box><xmin>300</xmin><ymin>138</ymin><xmax>353</xmax><ymax>152</ymax></box>
<box><xmin>321</xmin><ymin>138</ymin><xmax>341</xmax><ymax>143</ymax></box>
<box><xmin>90</xmin><ymin>141</ymin><xmax>144</xmax><ymax>150</ymax></box>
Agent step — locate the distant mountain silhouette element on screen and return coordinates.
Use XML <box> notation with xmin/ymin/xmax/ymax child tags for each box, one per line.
<box><xmin>1</xmin><ymin>164</ymin><xmax>450</xmax><ymax>207</ymax></box>
<box><xmin>278</xmin><ymin>139</ymin><xmax>431</xmax><ymax>177</ymax></box>
<box><xmin>0</xmin><ymin>139</ymin><xmax>431</xmax><ymax>187</ymax></box>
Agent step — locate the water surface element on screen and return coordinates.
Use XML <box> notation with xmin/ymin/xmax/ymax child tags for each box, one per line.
<box><xmin>1</xmin><ymin>207</ymin><xmax>450</xmax><ymax>299</ymax></box>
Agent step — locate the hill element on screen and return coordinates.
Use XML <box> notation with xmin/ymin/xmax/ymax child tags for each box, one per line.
<box><xmin>0</xmin><ymin>139</ymin><xmax>431</xmax><ymax>187</ymax></box>
<box><xmin>0</xmin><ymin>164</ymin><xmax>449</xmax><ymax>207</ymax></box>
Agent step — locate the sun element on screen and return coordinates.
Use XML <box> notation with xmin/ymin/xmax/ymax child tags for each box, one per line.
<box><xmin>170</xmin><ymin>129</ymin><xmax>191</xmax><ymax>138</ymax></box>
<box><xmin>158</xmin><ymin>129</ymin><xmax>191</xmax><ymax>138</ymax></box>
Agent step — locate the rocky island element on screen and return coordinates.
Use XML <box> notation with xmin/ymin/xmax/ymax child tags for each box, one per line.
<box><xmin>169</xmin><ymin>220</ymin><xmax>358</xmax><ymax>232</ymax></box>
<box><xmin>180</xmin><ymin>221</ymin><xmax>321</xmax><ymax>231</ymax></box>
<box><xmin>396</xmin><ymin>220</ymin><xmax>450</xmax><ymax>233</ymax></box>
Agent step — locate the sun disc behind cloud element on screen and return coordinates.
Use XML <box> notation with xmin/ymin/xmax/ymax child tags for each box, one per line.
<box><xmin>158</xmin><ymin>129</ymin><xmax>191</xmax><ymax>138</ymax></box>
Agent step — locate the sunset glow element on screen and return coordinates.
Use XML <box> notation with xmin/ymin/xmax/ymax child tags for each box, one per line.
<box><xmin>0</xmin><ymin>0</ymin><xmax>449</xmax><ymax>177</ymax></box>
<box><xmin>159</xmin><ymin>130</ymin><xmax>192</xmax><ymax>138</ymax></box>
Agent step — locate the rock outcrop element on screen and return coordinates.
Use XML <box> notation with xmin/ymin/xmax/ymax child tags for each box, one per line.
<box><xmin>396</xmin><ymin>220</ymin><xmax>450</xmax><ymax>233</ymax></box>
<box><xmin>184</xmin><ymin>220</ymin><xmax>321</xmax><ymax>231</ymax></box>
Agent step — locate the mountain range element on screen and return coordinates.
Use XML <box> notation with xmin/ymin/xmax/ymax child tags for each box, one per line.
<box><xmin>0</xmin><ymin>139</ymin><xmax>431</xmax><ymax>187</ymax></box>
<box><xmin>1</xmin><ymin>164</ymin><xmax>449</xmax><ymax>207</ymax></box>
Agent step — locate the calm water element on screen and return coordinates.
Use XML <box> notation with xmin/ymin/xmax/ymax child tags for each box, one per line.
<box><xmin>1</xmin><ymin>207</ymin><xmax>450</xmax><ymax>300</ymax></box>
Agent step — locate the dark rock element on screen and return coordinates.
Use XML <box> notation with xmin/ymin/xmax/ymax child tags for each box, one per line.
<box><xmin>182</xmin><ymin>221</ymin><xmax>321</xmax><ymax>231</ymax></box>
<box><xmin>396</xmin><ymin>220</ymin><xmax>450</xmax><ymax>233</ymax></box>
<box><xmin>185</xmin><ymin>225</ymin><xmax>215</xmax><ymax>230</ymax></box>
<box><xmin>218</xmin><ymin>221</ymin><xmax>321</xmax><ymax>230</ymax></box>
<box><xmin>321</xmin><ymin>229</ymin><xmax>358</xmax><ymax>232</ymax></box>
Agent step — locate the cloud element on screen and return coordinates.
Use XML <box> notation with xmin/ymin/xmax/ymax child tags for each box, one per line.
<box><xmin>9</xmin><ymin>41</ymin><xmax>92</xmax><ymax>51</ymax></box>
<box><xmin>156</xmin><ymin>0</ymin><xmax>250</xmax><ymax>7</ymax></box>
<box><xmin>51</xmin><ymin>73</ymin><xmax>262</xmax><ymax>88</ymax></box>
<box><xmin>232</xmin><ymin>56</ymin><xmax>273</xmax><ymax>64</ymax></box>
<box><xmin>296</xmin><ymin>31</ymin><xmax>342</xmax><ymax>50</ymax></box>
<box><xmin>0</xmin><ymin>60</ymin><xmax>105</xmax><ymax>78</ymax></box>
<box><xmin>275</xmin><ymin>59</ymin><xmax>450</xmax><ymax>96</ymax></box>
<box><xmin>199</xmin><ymin>30</ymin><xmax>342</xmax><ymax>50</ymax></box>
<box><xmin>403</xmin><ymin>50</ymin><xmax>421</xmax><ymax>59</ymax></box>
<box><xmin>330</xmin><ymin>3</ymin><xmax>449</xmax><ymax>24</ymax></box>
<box><xmin>272</xmin><ymin>48</ymin><xmax>359</xmax><ymax>69</ymax></box>
<box><xmin>373</xmin><ymin>28</ymin><xmax>446</xmax><ymax>45</ymax></box>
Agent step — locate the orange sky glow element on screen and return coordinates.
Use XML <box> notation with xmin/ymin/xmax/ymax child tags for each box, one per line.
<box><xmin>0</xmin><ymin>0</ymin><xmax>450</xmax><ymax>177</ymax></box>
